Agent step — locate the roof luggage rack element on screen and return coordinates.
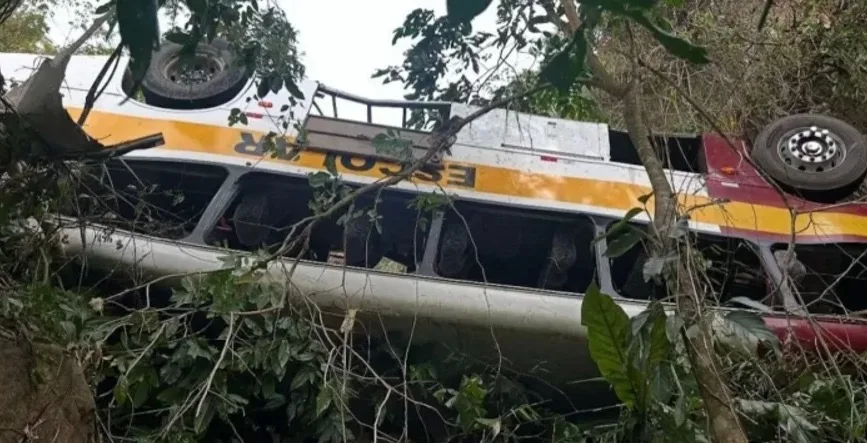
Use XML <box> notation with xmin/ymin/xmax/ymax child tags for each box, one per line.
<box><xmin>300</xmin><ymin>83</ymin><xmax>452</xmax><ymax>165</ymax></box>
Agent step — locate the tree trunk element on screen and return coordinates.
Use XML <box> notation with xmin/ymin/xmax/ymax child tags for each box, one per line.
<box><xmin>622</xmin><ymin>71</ymin><xmax>748</xmax><ymax>443</ymax></box>
<box><xmin>557</xmin><ymin>1</ymin><xmax>749</xmax><ymax>441</ymax></box>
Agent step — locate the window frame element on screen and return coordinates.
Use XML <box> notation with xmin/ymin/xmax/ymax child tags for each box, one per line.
<box><xmin>68</xmin><ymin>158</ymin><xmax>232</xmax><ymax>242</ymax></box>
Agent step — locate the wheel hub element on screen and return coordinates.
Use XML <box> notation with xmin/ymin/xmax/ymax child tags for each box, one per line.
<box><xmin>164</xmin><ymin>53</ymin><xmax>224</xmax><ymax>86</ymax></box>
<box><xmin>778</xmin><ymin>126</ymin><xmax>845</xmax><ymax>173</ymax></box>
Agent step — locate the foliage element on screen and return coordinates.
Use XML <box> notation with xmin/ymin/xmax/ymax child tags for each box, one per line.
<box><xmin>97</xmin><ymin>271</ymin><xmax>347</xmax><ymax>441</ymax></box>
<box><xmin>375</xmin><ymin>0</ymin><xmax>708</xmax><ymax>129</ymax></box>
<box><xmin>0</xmin><ymin>0</ymin><xmax>107</xmax><ymax>54</ymax></box>
<box><xmin>494</xmin><ymin>69</ymin><xmax>604</xmax><ymax>120</ymax></box>
<box><xmin>0</xmin><ymin>248</ymin><xmax>606</xmax><ymax>442</ymax></box>
<box><xmin>589</xmin><ymin>0</ymin><xmax>867</xmax><ymax>136</ymax></box>
<box><xmin>0</xmin><ymin>8</ymin><xmax>56</xmax><ymax>53</ymax></box>
<box><xmin>578</xmin><ymin>281</ymin><xmax>867</xmax><ymax>443</ymax></box>
<box><xmin>0</xmin><ymin>164</ymin><xmax>826</xmax><ymax>443</ymax></box>
<box><xmin>44</xmin><ymin>0</ymin><xmax>304</xmax><ymax>103</ymax></box>
<box><xmin>2</xmin><ymin>0</ymin><xmax>867</xmax><ymax>442</ymax></box>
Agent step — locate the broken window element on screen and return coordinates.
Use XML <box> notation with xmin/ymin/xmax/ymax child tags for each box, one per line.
<box><xmin>206</xmin><ymin>172</ymin><xmax>430</xmax><ymax>273</ymax></box>
<box><xmin>607</xmin><ymin>223</ymin><xmax>666</xmax><ymax>300</ymax></box>
<box><xmin>434</xmin><ymin>201</ymin><xmax>597</xmax><ymax>293</ymax></box>
<box><xmin>698</xmin><ymin>235</ymin><xmax>768</xmax><ymax>303</ymax></box>
<box><xmin>770</xmin><ymin>243</ymin><xmax>867</xmax><ymax>314</ymax></box>
<box><xmin>609</xmin><ymin>223</ymin><xmax>767</xmax><ymax>303</ymax></box>
<box><xmin>65</xmin><ymin>159</ymin><xmax>228</xmax><ymax>239</ymax></box>
<box><xmin>608</xmin><ymin>131</ymin><xmax>705</xmax><ymax>173</ymax></box>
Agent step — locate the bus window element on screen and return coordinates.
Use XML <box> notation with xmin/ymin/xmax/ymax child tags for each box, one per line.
<box><xmin>434</xmin><ymin>201</ymin><xmax>597</xmax><ymax>294</ymax></box>
<box><xmin>609</xmin><ymin>224</ymin><xmax>768</xmax><ymax>304</ymax></box>
<box><xmin>771</xmin><ymin>244</ymin><xmax>867</xmax><ymax>314</ymax></box>
<box><xmin>65</xmin><ymin>159</ymin><xmax>228</xmax><ymax>240</ymax></box>
<box><xmin>608</xmin><ymin>131</ymin><xmax>704</xmax><ymax>173</ymax></box>
<box><xmin>697</xmin><ymin>235</ymin><xmax>767</xmax><ymax>303</ymax></box>
<box><xmin>205</xmin><ymin>172</ymin><xmax>429</xmax><ymax>273</ymax></box>
<box><xmin>607</xmin><ymin>224</ymin><xmax>666</xmax><ymax>300</ymax></box>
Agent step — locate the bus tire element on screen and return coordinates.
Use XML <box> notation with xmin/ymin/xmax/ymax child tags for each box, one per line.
<box><xmin>751</xmin><ymin>114</ymin><xmax>867</xmax><ymax>194</ymax></box>
<box><xmin>140</xmin><ymin>38</ymin><xmax>250</xmax><ymax>109</ymax></box>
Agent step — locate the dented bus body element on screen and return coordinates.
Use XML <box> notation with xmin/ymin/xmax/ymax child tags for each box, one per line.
<box><xmin>4</xmin><ymin>49</ymin><xmax>867</xmax><ymax>406</ymax></box>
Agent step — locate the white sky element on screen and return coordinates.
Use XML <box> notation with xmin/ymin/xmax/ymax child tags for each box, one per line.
<box><xmin>46</xmin><ymin>0</ymin><xmax>531</xmax><ymax>102</ymax></box>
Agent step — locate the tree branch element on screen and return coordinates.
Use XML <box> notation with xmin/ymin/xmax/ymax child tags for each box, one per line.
<box><xmin>53</xmin><ymin>13</ymin><xmax>113</xmax><ymax>69</ymax></box>
<box><xmin>248</xmin><ymin>84</ymin><xmax>550</xmax><ymax>282</ymax></box>
<box><xmin>548</xmin><ymin>2</ymin><xmax>750</xmax><ymax>440</ymax></box>
<box><xmin>0</xmin><ymin>12</ymin><xmax>114</xmax><ymax>163</ymax></box>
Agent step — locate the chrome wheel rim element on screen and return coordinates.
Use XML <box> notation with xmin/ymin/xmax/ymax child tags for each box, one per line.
<box><xmin>776</xmin><ymin>126</ymin><xmax>846</xmax><ymax>173</ymax></box>
<box><xmin>163</xmin><ymin>53</ymin><xmax>224</xmax><ymax>85</ymax></box>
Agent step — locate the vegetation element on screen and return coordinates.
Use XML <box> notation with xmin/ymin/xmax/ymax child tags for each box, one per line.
<box><xmin>0</xmin><ymin>8</ymin><xmax>55</xmax><ymax>54</ymax></box>
<box><xmin>0</xmin><ymin>0</ymin><xmax>865</xmax><ymax>442</ymax></box>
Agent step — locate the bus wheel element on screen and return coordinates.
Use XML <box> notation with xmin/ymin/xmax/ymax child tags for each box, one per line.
<box><xmin>751</xmin><ymin>114</ymin><xmax>867</xmax><ymax>194</ymax></box>
<box><xmin>140</xmin><ymin>38</ymin><xmax>250</xmax><ymax>109</ymax></box>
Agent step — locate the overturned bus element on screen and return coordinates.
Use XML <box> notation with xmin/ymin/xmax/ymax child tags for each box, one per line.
<box><xmin>4</xmin><ymin>38</ymin><xmax>867</xmax><ymax>408</ymax></box>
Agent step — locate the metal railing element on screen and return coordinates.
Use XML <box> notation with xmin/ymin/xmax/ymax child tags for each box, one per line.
<box><xmin>310</xmin><ymin>83</ymin><xmax>451</xmax><ymax>131</ymax></box>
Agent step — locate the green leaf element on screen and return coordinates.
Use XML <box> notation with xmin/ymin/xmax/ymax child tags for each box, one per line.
<box><xmin>269</xmin><ymin>74</ymin><xmax>284</xmax><ymax>94</ymax></box>
<box><xmin>539</xmin><ymin>30</ymin><xmax>589</xmax><ymax>92</ymax></box>
<box><xmin>739</xmin><ymin>400</ymin><xmax>818</xmax><ymax>443</ymax></box>
<box><xmin>642</xmin><ymin>254</ymin><xmax>677</xmax><ymax>282</ymax></box>
<box><xmin>581</xmin><ymin>282</ymin><xmax>638</xmax><ymax>407</ymax></box>
<box><xmin>626</xmin><ymin>11</ymin><xmax>709</xmax><ymax>63</ymax></box>
<box><xmin>257</xmin><ymin>78</ymin><xmax>272</xmax><ymax>98</ymax></box>
<box><xmin>665</xmin><ymin>314</ymin><xmax>684</xmax><ymax>343</ymax></box>
<box><xmin>446</xmin><ymin>0</ymin><xmax>492</xmax><ymax>25</ymax></box>
<box><xmin>674</xmin><ymin>394</ymin><xmax>687</xmax><ymax>426</ymax></box>
<box><xmin>315</xmin><ymin>389</ymin><xmax>332</xmax><ymax>417</ymax></box>
<box><xmin>164</xmin><ymin>29</ymin><xmax>192</xmax><ymax>45</ymax></box>
<box><xmin>291</xmin><ymin>368</ymin><xmax>314</xmax><ymax>389</ymax></box>
<box><xmin>604</xmin><ymin>226</ymin><xmax>644</xmax><ymax>258</ymax></box>
<box><xmin>601</xmin><ymin>207</ymin><xmax>645</xmax><ymax>243</ymax></box>
<box><xmin>622</xmin><ymin>207</ymin><xmax>645</xmax><ymax>222</ymax></box>
<box><xmin>94</xmin><ymin>0</ymin><xmax>115</xmax><ymax>14</ymax></box>
<box><xmin>650</xmin><ymin>362</ymin><xmax>674</xmax><ymax>404</ymax></box>
<box><xmin>309</xmin><ymin>171</ymin><xmax>331</xmax><ymax>188</ymax></box>
<box><xmin>263</xmin><ymin>393</ymin><xmax>286</xmax><ymax>410</ymax></box>
<box><xmin>726</xmin><ymin>296</ymin><xmax>774</xmax><ymax>313</ymax></box>
<box><xmin>275</xmin><ymin>341</ymin><xmax>290</xmax><ymax>368</ymax></box>
<box><xmin>285</xmin><ymin>79</ymin><xmax>306</xmax><ymax>99</ymax></box>
<box><xmin>453</xmin><ymin>375</ymin><xmax>487</xmax><ymax>431</ymax></box>
<box><xmin>194</xmin><ymin>397</ymin><xmax>216</xmax><ymax>434</ymax></box>
<box><xmin>116</xmin><ymin>0</ymin><xmax>160</xmax><ymax>97</ymax></box>
<box><xmin>642</xmin><ymin>255</ymin><xmax>664</xmax><ymax>282</ymax></box>
<box><xmin>630</xmin><ymin>309</ymin><xmax>652</xmax><ymax>337</ymax></box>
<box><xmin>782</xmin><ymin>405</ymin><xmax>819</xmax><ymax>443</ymax></box>
<box><xmin>131</xmin><ymin>379</ymin><xmax>150</xmax><ymax>408</ymax></box>
<box><xmin>628</xmin><ymin>304</ymin><xmax>669</xmax><ymax>412</ymax></box>
<box><xmin>324</xmin><ymin>154</ymin><xmax>338</xmax><ymax>176</ymax></box>
<box><xmin>637</xmin><ymin>192</ymin><xmax>653</xmax><ymax>204</ymax></box>
<box><xmin>721</xmin><ymin>310</ymin><xmax>780</xmax><ymax>354</ymax></box>
<box><xmin>113</xmin><ymin>376</ymin><xmax>129</xmax><ymax>406</ymax></box>
<box><xmin>646</xmin><ymin>306</ymin><xmax>669</xmax><ymax>366</ymax></box>
<box><xmin>579</xmin><ymin>0</ymin><xmax>708</xmax><ymax>63</ymax></box>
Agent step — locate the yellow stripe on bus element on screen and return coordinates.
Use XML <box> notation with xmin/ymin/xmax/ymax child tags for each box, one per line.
<box><xmin>68</xmin><ymin>107</ymin><xmax>867</xmax><ymax>240</ymax></box>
